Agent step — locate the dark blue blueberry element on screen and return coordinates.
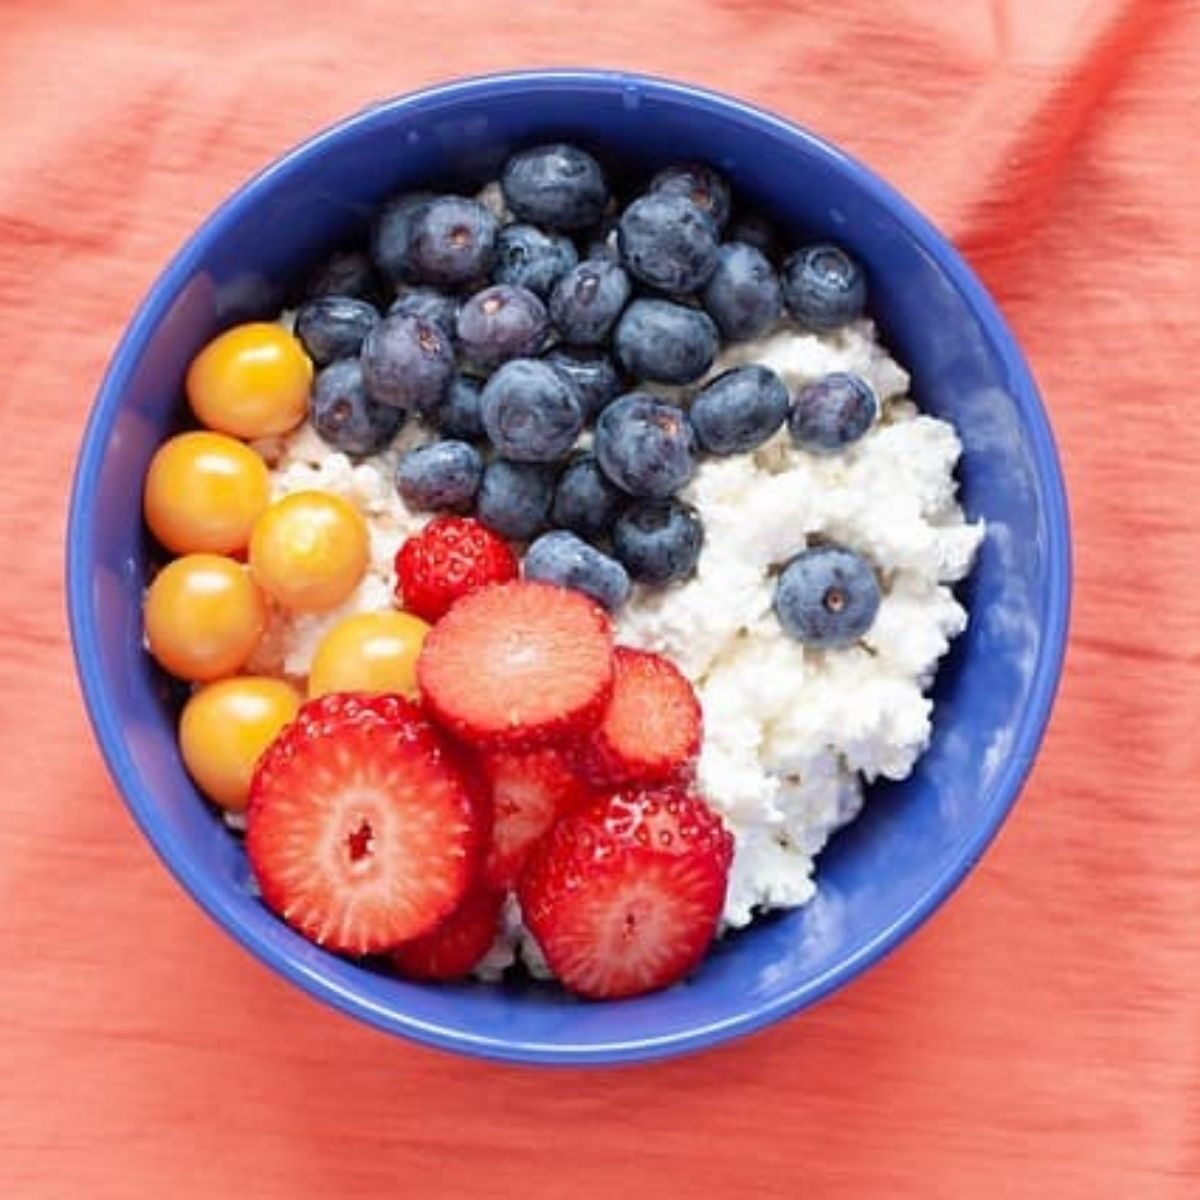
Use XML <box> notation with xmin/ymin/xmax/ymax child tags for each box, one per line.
<box><xmin>388</xmin><ymin>287</ymin><xmax>460</xmax><ymax>343</ymax></box>
<box><xmin>431</xmin><ymin>373</ymin><xmax>485</xmax><ymax>441</ymax></box>
<box><xmin>701</xmin><ymin>242</ymin><xmax>783</xmax><ymax>342</ymax></box>
<box><xmin>612</xmin><ymin>498</ymin><xmax>703</xmax><ymax>585</ymax></box>
<box><xmin>360</xmin><ymin>313</ymin><xmax>454</xmax><ymax>412</ymax></box>
<box><xmin>550</xmin><ymin>454</ymin><xmax>626</xmax><ymax>543</ymax></box>
<box><xmin>613</xmin><ymin>299</ymin><xmax>718</xmax><ymax>385</ymax></box>
<box><xmin>476</xmin><ymin>459</ymin><xmax>556</xmax><ymax>541</ymax></box>
<box><xmin>310</xmin><ymin>359</ymin><xmax>406</xmax><ymax>456</ymax></box>
<box><xmin>781</xmin><ymin>243</ymin><xmax>867</xmax><ymax>330</ymax></box>
<box><xmin>492</xmin><ymin>224</ymin><xmax>578</xmax><ymax>298</ymax></box>
<box><xmin>548</xmin><ymin>259</ymin><xmax>631</xmax><ymax>346</ymax></box>
<box><xmin>501</xmin><ymin>143</ymin><xmax>609</xmax><ymax>232</ymax></box>
<box><xmin>773</xmin><ymin>545</ymin><xmax>881</xmax><ymax>648</ymax></box>
<box><xmin>788</xmin><ymin>372</ymin><xmax>879</xmax><ymax>452</ymax></box>
<box><xmin>649</xmin><ymin>162</ymin><xmax>731</xmax><ymax>229</ymax></box>
<box><xmin>542</xmin><ymin>347</ymin><xmax>623</xmax><ymax>421</ymax></box>
<box><xmin>593</xmin><ymin>393</ymin><xmax>697</xmax><ymax>498</ymax></box>
<box><xmin>617</xmin><ymin>192</ymin><xmax>719</xmax><ymax>293</ymax></box>
<box><xmin>304</xmin><ymin>248</ymin><xmax>386</xmax><ymax>305</ymax></box>
<box><xmin>395</xmin><ymin>441</ymin><xmax>483</xmax><ymax>513</ymax></box>
<box><xmin>690</xmin><ymin>365</ymin><xmax>790</xmax><ymax>455</ymax></box>
<box><xmin>724</xmin><ymin>211</ymin><xmax>779</xmax><ymax>259</ymax></box>
<box><xmin>523</xmin><ymin>531</ymin><xmax>630</xmax><ymax>612</ymax></box>
<box><xmin>370</xmin><ymin>191</ymin><xmax>434</xmax><ymax>284</ymax></box>
<box><xmin>405</xmin><ymin>196</ymin><xmax>498</xmax><ymax>287</ymax></box>
<box><xmin>294</xmin><ymin>296</ymin><xmax>380</xmax><ymax>366</ymax></box>
<box><xmin>579</xmin><ymin>215</ymin><xmax>620</xmax><ymax>263</ymax></box>
<box><xmin>456</xmin><ymin>284</ymin><xmax>549</xmax><ymax>370</ymax></box>
<box><xmin>480</xmin><ymin>358</ymin><xmax>583</xmax><ymax>462</ymax></box>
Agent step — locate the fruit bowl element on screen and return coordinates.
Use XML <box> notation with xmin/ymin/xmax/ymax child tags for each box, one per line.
<box><xmin>66</xmin><ymin>70</ymin><xmax>1070</xmax><ymax>1064</ymax></box>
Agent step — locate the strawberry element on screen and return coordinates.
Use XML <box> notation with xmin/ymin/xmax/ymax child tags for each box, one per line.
<box><xmin>418</xmin><ymin>580</ymin><xmax>615</xmax><ymax>750</ymax></box>
<box><xmin>517</xmin><ymin>785</ymin><xmax>733</xmax><ymax>1000</ymax></box>
<box><xmin>394</xmin><ymin>515</ymin><xmax>518</xmax><ymax>623</ymax></box>
<box><xmin>481</xmin><ymin>746</ymin><xmax>595</xmax><ymax>889</ymax></box>
<box><xmin>246</xmin><ymin>692</ymin><xmax>483</xmax><ymax>955</ymax></box>
<box><xmin>580</xmin><ymin>647</ymin><xmax>702</xmax><ymax>786</ymax></box>
<box><xmin>390</xmin><ymin>886</ymin><xmax>504</xmax><ymax>981</ymax></box>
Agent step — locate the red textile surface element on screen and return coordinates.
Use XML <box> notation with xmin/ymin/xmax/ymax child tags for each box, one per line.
<box><xmin>2</xmin><ymin>1</ymin><xmax>1198</xmax><ymax>1196</ymax></box>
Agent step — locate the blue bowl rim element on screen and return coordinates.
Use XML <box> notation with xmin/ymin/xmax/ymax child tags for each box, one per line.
<box><xmin>66</xmin><ymin>67</ymin><xmax>1072</xmax><ymax>1066</ymax></box>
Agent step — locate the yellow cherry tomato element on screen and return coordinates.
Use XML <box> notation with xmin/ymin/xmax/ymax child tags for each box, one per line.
<box><xmin>249</xmin><ymin>490</ymin><xmax>369</xmax><ymax>613</ymax></box>
<box><xmin>144</xmin><ymin>554</ymin><xmax>267</xmax><ymax>682</ymax></box>
<box><xmin>179</xmin><ymin>677</ymin><xmax>301</xmax><ymax>811</ymax></box>
<box><xmin>308</xmin><ymin>611</ymin><xmax>431</xmax><ymax>699</ymax></box>
<box><xmin>186</xmin><ymin>322</ymin><xmax>312</xmax><ymax>439</ymax></box>
<box><xmin>143</xmin><ymin>431</ymin><xmax>270</xmax><ymax>555</ymax></box>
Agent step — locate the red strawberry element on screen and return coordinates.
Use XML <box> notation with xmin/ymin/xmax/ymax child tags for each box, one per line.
<box><xmin>246</xmin><ymin>692</ymin><xmax>483</xmax><ymax>955</ymax></box>
<box><xmin>418</xmin><ymin>580</ymin><xmax>615</xmax><ymax>749</ymax></box>
<box><xmin>580</xmin><ymin>647</ymin><xmax>702</xmax><ymax>786</ymax></box>
<box><xmin>482</xmin><ymin>746</ymin><xmax>595</xmax><ymax>889</ymax></box>
<box><xmin>517</xmin><ymin>785</ymin><xmax>733</xmax><ymax>1000</ymax></box>
<box><xmin>390</xmin><ymin>886</ymin><xmax>505</xmax><ymax>981</ymax></box>
<box><xmin>394</xmin><ymin>516</ymin><xmax>518</xmax><ymax>623</ymax></box>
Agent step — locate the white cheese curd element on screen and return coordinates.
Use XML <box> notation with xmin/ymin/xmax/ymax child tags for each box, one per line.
<box><xmin>254</xmin><ymin>312</ymin><xmax>982</xmax><ymax>968</ymax></box>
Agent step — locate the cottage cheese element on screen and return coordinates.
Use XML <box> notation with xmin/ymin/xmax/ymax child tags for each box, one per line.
<box><xmin>251</xmin><ymin>316</ymin><xmax>982</xmax><ymax>974</ymax></box>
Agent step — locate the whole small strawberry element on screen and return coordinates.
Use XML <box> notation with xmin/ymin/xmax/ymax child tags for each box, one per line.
<box><xmin>394</xmin><ymin>515</ymin><xmax>518</xmax><ymax>622</ymax></box>
<box><xmin>518</xmin><ymin>784</ymin><xmax>733</xmax><ymax>1000</ymax></box>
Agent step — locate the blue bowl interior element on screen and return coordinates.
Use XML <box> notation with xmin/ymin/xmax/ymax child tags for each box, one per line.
<box><xmin>68</xmin><ymin>72</ymin><xmax>1068</xmax><ymax>1064</ymax></box>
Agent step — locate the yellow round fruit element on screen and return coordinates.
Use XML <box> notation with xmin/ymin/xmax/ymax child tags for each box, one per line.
<box><xmin>249</xmin><ymin>490</ymin><xmax>369</xmax><ymax>613</ymax></box>
<box><xmin>143</xmin><ymin>431</ymin><xmax>270</xmax><ymax>554</ymax></box>
<box><xmin>308</xmin><ymin>611</ymin><xmax>431</xmax><ymax>699</ymax></box>
<box><xmin>144</xmin><ymin>554</ymin><xmax>267</xmax><ymax>682</ymax></box>
<box><xmin>186</xmin><ymin>322</ymin><xmax>312</xmax><ymax>439</ymax></box>
<box><xmin>179</xmin><ymin>677</ymin><xmax>301</xmax><ymax>811</ymax></box>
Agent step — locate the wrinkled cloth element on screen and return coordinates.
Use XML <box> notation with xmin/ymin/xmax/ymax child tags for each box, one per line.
<box><xmin>2</xmin><ymin>2</ymin><xmax>1198</xmax><ymax>1197</ymax></box>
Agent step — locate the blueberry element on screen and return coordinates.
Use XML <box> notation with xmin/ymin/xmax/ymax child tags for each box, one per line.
<box><xmin>579</xmin><ymin>215</ymin><xmax>620</xmax><ymax>263</ymax></box>
<box><xmin>388</xmin><ymin>288</ymin><xmax>460</xmax><ymax>343</ymax></box>
<box><xmin>431</xmin><ymin>373</ymin><xmax>485</xmax><ymax>441</ymax></box>
<box><xmin>612</xmin><ymin>498</ymin><xmax>703</xmax><ymax>585</ymax></box>
<box><xmin>523</xmin><ymin>531</ymin><xmax>630</xmax><ymax>612</ymax></box>
<box><xmin>476</xmin><ymin>459</ymin><xmax>556</xmax><ymax>541</ymax></box>
<box><xmin>701</xmin><ymin>242</ymin><xmax>782</xmax><ymax>342</ymax></box>
<box><xmin>551</xmin><ymin>454</ymin><xmax>626</xmax><ymax>542</ymax></box>
<box><xmin>594</xmin><ymin>393</ymin><xmax>697</xmax><ymax>498</ymax></box>
<box><xmin>725</xmin><ymin>211</ymin><xmax>779</xmax><ymax>259</ymax></box>
<box><xmin>371</xmin><ymin>191</ymin><xmax>434</xmax><ymax>284</ymax></box>
<box><xmin>396</xmin><ymin>441</ymin><xmax>483</xmax><ymax>513</ymax></box>
<box><xmin>542</xmin><ymin>347</ymin><xmax>623</xmax><ymax>421</ymax></box>
<box><xmin>479</xmin><ymin>358</ymin><xmax>583</xmax><ymax>463</ymax></box>
<box><xmin>613</xmin><ymin>299</ymin><xmax>718</xmax><ymax>385</ymax></box>
<box><xmin>690</xmin><ymin>365</ymin><xmax>790</xmax><ymax>455</ymax></box>
<box><xmin>649</xmin><ymin>162</ymin><xmax>731</xmax><ymax>229</ymax></box>
<box><xmin>617</xmin><ymin>192</ymin><xmax>719</xmax><ymax>293</ymax></box>
<box><xmin>305</xmin><ymin>248</ymin><xmax>386</xmax><ymax>305</ymax></box>
<box><xmin>493</xmin><ymin>224</ymin><xmax>578</xmax><ymax>298</ymax></box>
<box><xmin>405</xmin><ymin>196</ymin><xmax>498</xmax><ymax>287</ymax></box>
<box><xmin>774</xmin><ymin>545</ymin><xmax>881</xmax><ymax>648</ymax></box>
<box><xmin>501</xmin><ymin>143</ymin><xmax>609</xmax><ymax>231</ymax></box>
<box><xmin>781</xmin><ymin>243</ymin><xmax>867</xmax><ymax>330</ymax></box>
<box><xmin>788</xmin><ymin>372</ymin><xmax>879</xmax><ymax>452</ymax></box>
<box><xmin>360</xmin><ymin>314</ymin><xmax>454</xmax><ymax>411</ymax></box>
<box><xmin>548</xmin><ymin>259</ymin><xmax>631</xmax><ymax>346</ymax></box>
<box><xmin>456</xmin><ymin>284</ymin><xmax>549</xmax><ymax>370</ymax></box>
<box><xmin>294</xmin><ymin>296</ymin><xmax>380</xmax><ymax>366</ymax></box>
<box><xmin>310</xmin><ymin>359</ymin><xmax>406</xmax><ymax>456</ymax></box>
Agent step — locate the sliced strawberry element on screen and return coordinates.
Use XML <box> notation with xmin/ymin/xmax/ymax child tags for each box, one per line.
<box><xmin>517</xmin><ymin>785</ymin><xmax>733</xmax><ymax>1000</ymax></box>
<box><xmin>482</xmin><ymin>746</ymin><xmax>595</xmax><ymax>889</ymax></box>
<box><xmin>580</xmin><ymin>647</ymin><xmax>702</xmax><ymax>786</ymax></box>
<box><xmin>418</xmin><ymin>580</ymin><xmax>615</xmax><ymax>749</ymax></box>
<box><xmin>390</xmin><ymin>887</ymin><xmax>505</xmax><ymax>981</ymax></box>
<box><xmin>246</xmin><ymin>692</ymin><xmax>482</xmax><ymax>955</ymax></box>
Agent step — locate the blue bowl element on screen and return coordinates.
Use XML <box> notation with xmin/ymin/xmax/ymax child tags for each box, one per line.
<box><xmin>67</xmin><ymin>70</ymin><xmax>1070</xmax><ymax>1065</ymax></box>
